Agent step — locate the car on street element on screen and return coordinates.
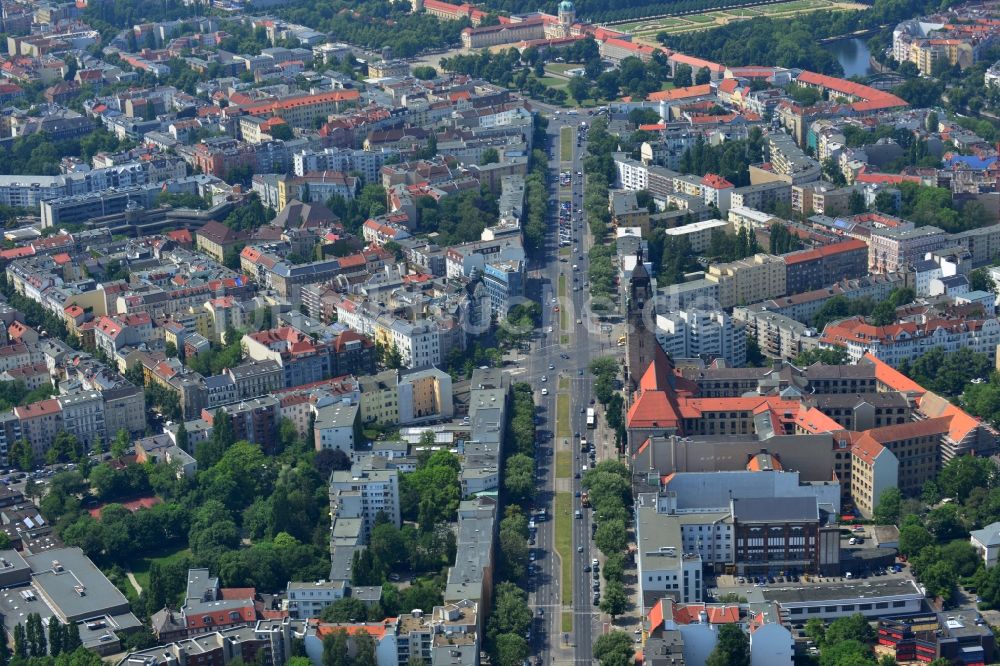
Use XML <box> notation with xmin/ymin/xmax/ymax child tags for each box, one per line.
<box><xmin>541</xmin><ymin>388</ymin><xmax>549</xmax><ymax>396</ymax></box>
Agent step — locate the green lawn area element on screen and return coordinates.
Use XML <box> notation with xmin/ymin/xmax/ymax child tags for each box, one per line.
<box><xmin>560</xmin><ymin>126</ymin><xmax>573</xmax><ymax>163</ymax></box>
<box><xmin>557</xmin><ymin>393</ymin><xmax>571</xmax><ymax>439</ymax></box>
<box><xmin>623</xmin><ymin>0</ymin><xmax>857</xmax><ymax>36</ymax></box>
<box><xmin>538</xmin><ymin>76</ymin><xmax>569</xmax><ymax>91</ymax></box>
<box><xmin>560</xmin><ymin>307</ymin><xmax>569</xmax><ymax>331</ymax></box>
<box><xmin>128</xmin><ymin>544</ymin><xmax>191</xmax><ymax>593</ymax></box>
<box><xmin>558</xmin><ymin>376</ymin><xmax>569</xmax><ymax>390</ymax></box>
<box><xmin>554</xmin><ymin>491</ymin><xmax>573</xmax><ymax>610</ymax></box>
<box><xmin>558</xmin><ymin>273</ymin><xmax>567</xmax><ymax>298</ymax></box>
<box><xmin>556</xmin><ymin>450</ymin><xmax>571</xmax><ymax>479</ymax></box>
<box><xmin>563</xmin><ymin>611</ymin><xmax>573</xmax><ymax>634</ymax></box>
<box><xmin>626</xmin><ymin>17</ymin><xmax>690</xmax><ymax>31</ymax></box>
<box><xmin>681</xmin><ymin>13</ymin><xmax>717</xmax><ymax>22</ymax></box>
<box><xmin>548</xmin><ymin>62</ymin><xmax>581</xmax><ymax>75</ymax></box>
<box><xmin>561</xmin><ymin>334</ymin><xmax>569</xmax><ymax>345</ymax></box>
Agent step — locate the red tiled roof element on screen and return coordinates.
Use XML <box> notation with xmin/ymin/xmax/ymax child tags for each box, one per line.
<box><xmin>718</xmin><ymin>78</ymin><xmax>739</xmax><ymax>94</ymax></box>
<box><xmin>863</xmin><ymin>353</ymin><xmax>926</xmax><ymax>395</ymax></box>
<box><xmin>672</xmin><ymin>604</ymin><xmax>740</xmax><ymax>625</ymax></box>
<box><xmin>14</xmin><ymin>398</ymin><xmax>60</xmax><ymax>419</ymax></box>
<box><xmin>647</xmin><ymin>84</ymin><xmax>712</xmax><ymax>102</ymax></box>
<box><xmin>783</xmin><ymin>238</ymin><xmax>867</xmax><ymax>265</ymax></box>
<box><xmin>648</xmin><ymin>599</ymin><xmax>665</xmax><ymax>632</ymax></box>
<box><xmin>796</xmin><ymin>71</ymin><xmax>907</xmax><ymax>112</ymax></box>
<box><xmin>850</xmin><ymin>435</ymin><xmax>884</xmax><ymax>466</ymax></box>
<box><xmin>701</xmin><ymin>173</ymin><xmax>734</xmax><ymax>189</ymax></box>
<box><xmin>669</xmin><ymin>53</ymin><xmax>725</xmax><ymax>73</ymax></box>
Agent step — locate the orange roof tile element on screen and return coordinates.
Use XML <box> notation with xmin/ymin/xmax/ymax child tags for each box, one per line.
<box><xmin>852</xmin><ymin>433</ymin><xmax>886</xmax><ymax>466</ymax></box>
<box><xmin>648</xmin><ymin>599</ymin><xmax>665</xmax><ymax>632</ymax></box>
<box><xmin>647</xmin><ymin>84</ymin><xmax>712</xmax><ymax>102</ymax></box>
<box><xmin>863</xmin><ymin>353</ymin><xmax>926</xmax><ymax>395</ymax></box>
<box><xmin>672</xmin><ymin>604</ymin><xmax>740</xmax><ymax>625</ymax></box>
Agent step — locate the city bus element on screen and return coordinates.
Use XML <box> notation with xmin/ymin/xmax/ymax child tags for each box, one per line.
<box><xmin>586</xmin><ymin>408</ymin><xmax>596</xmax><ymax>429</ymax></box>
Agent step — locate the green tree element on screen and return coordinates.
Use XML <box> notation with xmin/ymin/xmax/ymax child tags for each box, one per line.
<box><xmin>602</xmin><ymin>552</ymin><xmax>625</xmax><ymax>584</ymax></box>
<box><xmin>26</xmin><ymin>613</ymin><xmax>45</xmax><ymax>657</ymax></box>
<box><xmin>969</xmin><ymin>267</ymin><xmax>996</xmax><ymax>293</ymax></box>
<box><xmin>503</xmin><ymin>453</ymin><xmax>535</xmax><ymax>504</ymax></box>
<box><xmin>873</xmin><ymin>487</ymin><xmax>902</xmax><ymax>525</ymax></box>
<box><xmin>352</xmin><ymin>630</ymin><xmax>376</xmax><ymax>666</ymax></box>
<box><xmin>164</xmin><ymin>341</ymin><xmax>178</xmax><ymax>358</ymax></box>
<box><xmin>412</xmin><ymin>65</ymin><xmax>437</xmax><ymax>80</ymax></box>
<box><xmin>494</xmin><ymin>634</ymin><xmax>529</xmax><ymax>666</ymax></box>
<box><xmin>480</xmin><ymin>148</ymin><xmax>499</xmax><ymax>165</ymax></box>
<box><xmin>175</xmin><ymin>421</ymin><xmax>189</xmax><ymax>453</ymax></box>
<box><xmin>869</xmin><ymin>299</ymin><xmax>897</xmax><ymax>326</ymax></box>
<box><xmin>592</xmin><ymin>631</ymin><xmax>634</xmax><ymax>666</ymax></box>
<box><xmin>47</xmin><ymin>617</ymin><xmax>63</xmax><ymax>656</ymax></box>
<box><xmin>706</xmin><ymin>624</ymin><xmax>749</xmax><ymax>666</ymax></box>
<box><xmin>599</xmin><ymin>581</ymin><xmax>629</xmax><ymax>618</ymax></box>
<box><xmin>568</xmin><ymin>76</ymin><xmax>590</xmax><ymax>104</ymax></box>
<box><xmin>111</xmin><ymin>428</ymin><xmax>129</xmax><ymax>459</ymax></box>
<box><xmin>268</xmin><ymin>123</ymin><xmax>293</xmax><ymax>141</ymax></box>
<box><xmin>939</xmin><ymin>455</ymin><xmax>995</xmax><ymax>501</ymax></box>
<box><xmin>321</xmin><ymin>629</ymin><xmax>350</xmax><ymax>666</ymax></box>
<box><xmin>794</xmin><ymin>347</ymin><xmax>849</xmax><ymax>366</ymax></box>
<box><xmin>899</xmin><ymin>522</ymin><xmax>934</xmax><ymax>558</ymax></box>
<box><xmin>825</xmin><ymin>613</ymin><xmax>875</xmax><ymax>645</ymax></box>
<box><xmin>920</xmin><ymin>559</ymin><xmax>957</xmax><ymax>600</ymax></box>
<box><xmin>13</xmin><ymin>624</ymin><xmax>25</xmax><ymax>658</ymax></box>
<box><xmin>487</xmin><ymin>583</ymin><xmax>532</xmax><ymax>644</ymax></box>
<box><xmin>819</xmin><ymin>640</ymin><xmax>873</xmax><ymax>666</ymax></box>
<box><xmin>320</xmin><ymin>598</ymin><xmax>370</xmax><ymax>623</ymax></box>
<box><xmin>673</xmin><ymin>64</ymin><xmax>692</xmax><ymax>87</ymax></box>
<box><xmin>62</xmin><ymin>621</ymin><xmax>81</xmax><ymax>652</ymax></box>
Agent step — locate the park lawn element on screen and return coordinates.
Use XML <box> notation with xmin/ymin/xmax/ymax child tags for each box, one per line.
<box><xmin>128</xmin><ymin>544</ymin><xmax>192</xmax><ymax>592</ymax></box>
<box><xmin>554</xmin><ymin>491</ymin><xmax>573</xmax><ymax>609</ymax></box>
<box><xmin>680</xmin><ymin>13</ymin><xmax>717</xmax><ymax>23</ymax></box>
<box><xmin>559</xmin><ymin>273</ymin><xmax>567</xmax><ymax>298</ymax></box>
<box><xmin>548</xmin><ymin>62</ymin><xmax>581</xmax><ymax>75</ymax></box>
<box><xmin>538</xmin><ymin>76</ymin><xmax>569</xmax><ymax>91</ymax></box>
<box><xmin>631</xmin><ymin>0</ymin><xmax>858</xmax><ymax>35</ymax></box>
<box><xmin>563</xmin><ymin>611</ymin><xmax>573</xmax><ymax>634</ymax></box>
<box><xmin>557</xmin><ymin>393</ymin><xmax>571</xmax><ymax>439</ymax></box>
<box><xmin>560</xmin><ymin>307</ymin><xmax>569</xmax><ymax>331</ymax></box>
<box><xmin>560</xmin><ymin>126</ymin><xmax>573</xmax><ymax>163</ymax></box>
<box><xmin>627</xmin><ymin>17</ymin><xmax>689</xmax><ymax>31</ymax></box>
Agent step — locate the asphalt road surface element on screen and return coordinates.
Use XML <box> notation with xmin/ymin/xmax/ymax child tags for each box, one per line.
<box><xmin>519</xmin><ymin>103</ymin><xmax>605</xmax><ymax>664</ymax></box>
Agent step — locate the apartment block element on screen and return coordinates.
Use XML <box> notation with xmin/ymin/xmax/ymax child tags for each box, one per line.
<box><xmin>706</xmin><ymin>253</ymin><xmax>787</xmax><ymax>308</ymax></box>
<box><xmin>869</xmin><ymin>226</ymin><xmax>948</xmax><ymax>274</ymax></box>
<box><xmin>329</xmin><ymin>458</ymin><xmax>401</xmax><ymax>542</ymax></box>
<box><xmin>783</xmin><ymin>239</ymin><xmax>868</xmax><ymax>294</ymax></box>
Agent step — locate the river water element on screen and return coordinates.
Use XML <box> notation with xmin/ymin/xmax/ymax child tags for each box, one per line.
<box><xmin>824</xmin><ymin>37</ymin><xmax>873</xmax><ymax>78</ymax></box>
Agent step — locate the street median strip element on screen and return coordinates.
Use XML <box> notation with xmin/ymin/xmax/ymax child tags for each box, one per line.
<box><xmin>555</xmin><ymin>491</ymin><xmax>573</xmax><ymax>612</ymax></box>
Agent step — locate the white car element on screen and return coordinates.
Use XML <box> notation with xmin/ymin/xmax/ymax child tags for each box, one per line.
<box><xmin>541</xmin><ymin>375</ymin><xmax>548</xmax><ymax>382</ymax></box>
<box><xmin>541</xmin><ymin>388</ymin><xmax>549</xmax><ymax>396</ymax></box>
